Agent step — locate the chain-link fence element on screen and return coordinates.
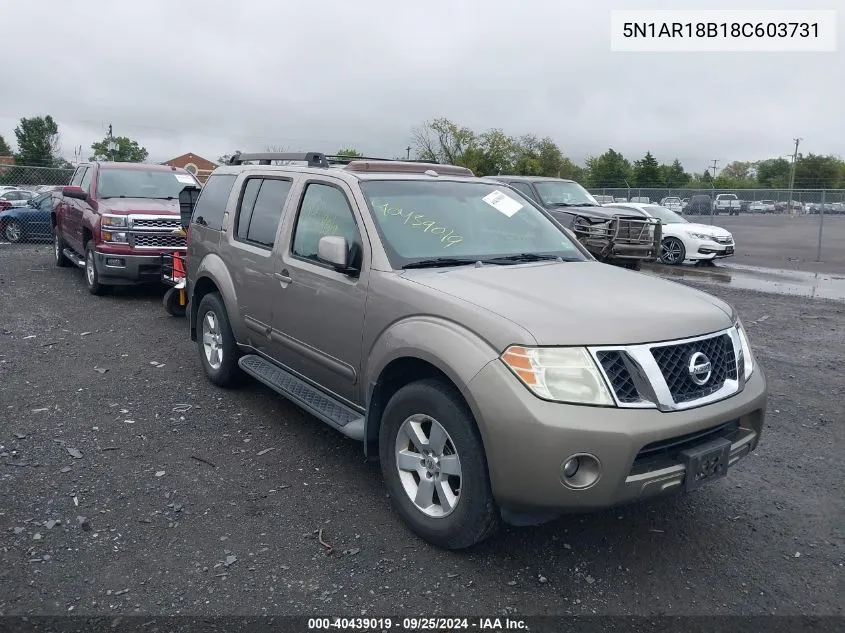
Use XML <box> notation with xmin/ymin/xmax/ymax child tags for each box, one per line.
<box><xmin>0</xmin><ymin>165</ymin><xmax>74</xmax><ymax>244</ymax></box>
<box><xmin>588</xmin><ymin>187</ymin><xmax>845</xmax><ymax>211</ymax></box>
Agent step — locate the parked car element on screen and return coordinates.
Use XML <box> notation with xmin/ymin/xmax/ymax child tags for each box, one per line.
<box><xmin>607</xmin><ymin>203</ymin><xmax>735</xmax><ymax>266</ymax></box>
<box><xmin>181</xmin><ymin>151</ymin><xmax>766</xmax><ymax>550</ymax></box>
<box><xmin>0</xmin><ymin>188</ymin><xmax>35</xmax><ymax>209</ymax></box>
<box><xmin>713</xmin><ymin>194</ymin><xmax>741</xmax><ymax>215</ymax></box>
<box><xmin>488</xmin><ymin>176</ymin><xmax>660</xmax><ymax>270</ymax></box>
<box><xmin>630</xmin><ymin>196</ymin><xmax>650</xmax><ymax>203</ymax></box>
<box><xmin>748</xmin><ymin>200</ymin><xmax>775</xmax><ymax>213</ymax></box>
<box><xmin>0</xmin><ymin>191</ymin><xmax>56</xmax><ymax>243</ymax></box>
<box><xmin>659</xmin><ymin>196</ymin><xmax>683</xmax><ymax>213</ymax></box>
<box><xmin>52</xmin><ymin>161</ymin><xmax>201</xmax><ymax>295</ymax></box>
<box><xmin>592</xmin><ymin>194</ymin><xmax>615</xmax><ymax>204</ymax></box>
<box><xmin>684</xmin><ymin>194</ymin><xmax>712</xmax><ymax>215</ymax></box>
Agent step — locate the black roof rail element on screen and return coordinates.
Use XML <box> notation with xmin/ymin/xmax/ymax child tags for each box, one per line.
<box><xmin>325</xmin><ymin>154</ymin><xmax>434</xmax><ymax>165</ymax></box>
<box><xmin>227</xmin><ymin>152</ymin><xmax>329</xmax><ymax>167</ymax></box>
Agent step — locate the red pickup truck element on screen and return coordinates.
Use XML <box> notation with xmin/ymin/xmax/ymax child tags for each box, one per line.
<box><xmin>52</xmin><ymin>161</ymin><xmax>201</xmax><ymax>295</ymax></box>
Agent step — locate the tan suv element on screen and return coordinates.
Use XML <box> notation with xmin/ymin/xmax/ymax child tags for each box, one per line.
<box><xmin>182</xmin><ymin>152</ymin><xmax>767</xmax><ymax>550</ymax></box>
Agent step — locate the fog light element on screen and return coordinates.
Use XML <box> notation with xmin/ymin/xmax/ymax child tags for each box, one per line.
<box><xmin>560</xmin><ymin>453</ymin><xmax>601</xmax><ymax>489</ymax></box>
<box><xmin>105</xmin><ymin>258</ymin><xmax>125</xmax><ymax>267</ymax></box>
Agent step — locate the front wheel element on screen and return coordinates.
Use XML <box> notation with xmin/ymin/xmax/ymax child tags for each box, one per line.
<box><xmin>660</xmin><ymin>237</ymin><xmax>686</xmax><ymax>265</ymax></box>
<box><xmin>379</xmin><ymin>379</ymin><xmax>501</xmax><ymax>550</ymax></box>
<box><xmin>3</xmin><ymin>220</ymin><xmax>23</xmax><ymax>243</ymax></box>
<box><xmin>84</xmin><ymin>241</ymin><xmax>110</xmax><ymax>295</ymax></box>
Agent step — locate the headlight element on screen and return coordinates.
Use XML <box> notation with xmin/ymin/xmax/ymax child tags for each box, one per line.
<box><xmin>102</xmin><ymin>231</ymin><xmax>128</xmax><ymax>243</ymax></box>
<box><xmin>735</xmin><ymin>322</ymin><xmax>754</xmax><ymax>380</ymax></box>
<box><xmin>689</xmin><ymin>232</ymin><xmax>715</xmax><ymax>241</ymax></box>
<box><xmin>102</xmin><ymin>215</ymin><xmax>127</xmax><ymax>228</ymax></box>
<box><xmin>501</xmin><ymin>345</ymin><xmax>614</xmax><ymax>406</ymax></box>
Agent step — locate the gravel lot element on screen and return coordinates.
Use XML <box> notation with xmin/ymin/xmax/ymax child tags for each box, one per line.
<box><xmin>0</xmin><ymin>244</ymin><xmax>842</xmax><ymax>619</ymax></box>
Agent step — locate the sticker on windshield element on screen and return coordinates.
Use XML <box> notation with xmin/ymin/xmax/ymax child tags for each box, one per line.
<box><xmin>482</xmin><ymin>190</ymin><xmax>523</xmax><ymax>217</ymax></box>
<box><xmin>175</xmin><ymin>174</ymin><xmax>196</xmax><ymax>185</ymax></box>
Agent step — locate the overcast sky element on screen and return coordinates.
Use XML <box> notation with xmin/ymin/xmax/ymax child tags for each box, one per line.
<box><xmin>1</xmin><ymin>0</ymin><xmax>842</xmax><ymax>171</ymax></box>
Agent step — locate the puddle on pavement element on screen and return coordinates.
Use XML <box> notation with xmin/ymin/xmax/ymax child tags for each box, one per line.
<box><xmin>646</xmin><ymin>263</ymin><xmax>845</xmax><ymax>301</ymax></box>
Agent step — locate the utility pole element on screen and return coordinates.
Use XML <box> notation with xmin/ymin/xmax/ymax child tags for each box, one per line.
<box><xmin>710</xmin><ymin>159</ymin><xmax>719</xmax><ymax>180</ymax></box>
<box><xmin>787</xmin><ymin>137</ymin><xmax>801</xmax><ymax>215</ymax></box>
<box><xmin>106</xmin><ymin>124</ymin><xmax>119</xmax><ymax>162</ymax></box>
<box><xmin>406</xmin><ymin>146</ymin><xmax>411</xmax><ymax>160</ymax></box>
<box><xmin>709</xmin><ymin>160</ymin><xmax>718</xmax><ymax>224</ymax></box>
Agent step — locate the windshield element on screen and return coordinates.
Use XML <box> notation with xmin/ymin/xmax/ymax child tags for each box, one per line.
<box><xmin>359</xmin><ymin>180</ymin><xmax>587</xmax><ymax>268</ymax></box>
<box><xmin>643</xmin><ymin>205</ymin><xmax>687</xmax><ymax>224</ymax></box>
<box><xmin>97</xmin><ymin>168</ymin><xmax>198</xmax><ymax>199</ymax></box>
<box><xmin>532</xmin><ymin>180</ymin><xmax>599</xmax><ymax>207</ymax></box>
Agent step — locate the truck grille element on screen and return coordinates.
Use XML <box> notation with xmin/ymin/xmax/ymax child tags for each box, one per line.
<box><xmin>132</xmin><ymin>234</ymin><xmax>186</xmax><ymax>249</ymax></box>
<box><xmin>132</xmin><ymin>217</ymin><xmax>180</xmax><ymax>229</ymax></box>
<box><xmin>650</xmin><ymin>334</ymin><xmax>737</xmax><ymax>404</ymax></box>
<box><xmin>595</xmin><ymin>351</ymin><xmax>640</xmax><ymax>403</ymax></box>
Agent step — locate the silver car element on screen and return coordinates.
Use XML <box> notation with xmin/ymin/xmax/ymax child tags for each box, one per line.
<box><xmin>182</xmin><ymin>152</ymin><xmax>767</xmax><ymax>549</ymax></box>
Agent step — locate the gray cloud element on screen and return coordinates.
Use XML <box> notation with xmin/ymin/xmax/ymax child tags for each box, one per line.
<box><xmin>1</xmin><ymin>0</ymin><xmax>842</xmax><ymax>170</ymax></box>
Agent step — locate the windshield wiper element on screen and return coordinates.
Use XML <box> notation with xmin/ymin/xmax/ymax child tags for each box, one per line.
<box><xmin>402</xmin><ymin>257</ymin><xmax>482</xmax><ymax>269</ymax></box>
<box><xmin>549</xmin><ymin>202</ymin><xmax>599</xmax><ymax>207</ymax></box>
<box><xmin>480</xmin><ymin>253</ymin><xmax>564</xmax><ymax>265</ymax></box>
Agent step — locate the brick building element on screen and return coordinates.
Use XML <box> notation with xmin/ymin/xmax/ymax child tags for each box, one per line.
<box><xmin>162</xmin><ymin>152</ymin><xmax>217</xmax><ymax>183</ymax></box>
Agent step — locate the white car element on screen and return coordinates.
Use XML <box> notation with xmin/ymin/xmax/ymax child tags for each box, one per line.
<box><xmin>659</xmin><ymin>196</ymin><xmax>683</xmax><ymax>213</ymax></box>
<box><xmin>604</xmin><ymin>203</ymin><xmax>735</xmax><ymax>265</ymax></box>
<box><xmin>0</xmin><ymin>189</ymin><xmax>35</xmax><ymax>208</ymax></box>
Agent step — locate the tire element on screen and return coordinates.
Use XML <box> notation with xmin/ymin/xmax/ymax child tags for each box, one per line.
<box><xmin>84</xmin><ymin>241</ymin><xmax>110</xmax><ymax>295</ymax></box>
<box><xmin>4</xmin><ymin>219</ymin><xmax>23</xmax><ymax>243</ymax></box>
<box><xmin>163</xmin><ymin>287</ymin><xmax>187</xmax><ymax>317</ymax></box>
<box><xmin>54</xmin><ymin>232</ymin><xmax>70</xmax><ymax>267</ymax></box>
<box><xmin>660</xmin><ymin>237</ymin><xmax>686</xmax><ymax>265</ymax></box>
<box><xmin>379</xmin><ymin>379</ymin><xmax>501</xmax><ymax>550</ymax></box>
<box><xmin>196</xmin><ymin>292</ymin><xmax>243</xmax><ymax>387</ymax></box>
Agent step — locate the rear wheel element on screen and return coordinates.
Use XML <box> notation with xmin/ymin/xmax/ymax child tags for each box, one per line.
<box><xmin>4</xmin><ymin>220</ymin><xmax>23</xmax><ymax>243</ymax></box>
<box><xmin>379</xmin><ymin>379</ymin><xmax>500</xmax><ymax>549</ymax></box>
<box><xmin>196</xmin><ymin>292</ymin><xmax>242</xmax><ymax>387</ymax></box>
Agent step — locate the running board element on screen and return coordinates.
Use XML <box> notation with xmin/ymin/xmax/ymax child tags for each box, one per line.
<box><xmin>63</xmin><ymin>248</ymin><xmax>85</xmax><ymax>268</ymax></box>
<box><xmin>238</xmin><ymin>354</ymin><xmax>364</xmax><ymax>441</ymax></box>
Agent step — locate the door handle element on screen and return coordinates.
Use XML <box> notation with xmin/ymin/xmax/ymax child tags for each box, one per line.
<box><xmin>274</xmin><ymin>271</ymin><xmax>292</xmax><ymax>285</ymax></box>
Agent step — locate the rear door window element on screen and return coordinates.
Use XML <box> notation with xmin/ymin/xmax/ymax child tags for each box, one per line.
<box><xmin>235</xmin><ymin>178</ymin><xmax>293</xmax><ymax>248</ymax></box>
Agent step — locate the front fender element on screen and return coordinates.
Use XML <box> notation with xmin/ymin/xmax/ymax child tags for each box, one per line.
<box><xmin>192</xmin><ymin>253</ymin><xmax>243</xmax><ymax>339</ymax></box>
<box><xmin>365</xmin><ymin>316</ymin><xmax>504</xmax><ymax>444</ymax></box>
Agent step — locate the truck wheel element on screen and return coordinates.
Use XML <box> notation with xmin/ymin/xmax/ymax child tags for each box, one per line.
<box><xmin>163</xmin><ymin>287</ymin><xmax>187</xmax><ymax>317</ymax></box>
<box><xmin>660</xmin><ymin>237</ymin><xmax>686</xmax><ymax>265</ymax></box>
<box><xmin>379</xmin><ymin>379</ymin><xmax>501</xmax><ymax>550</ymax></box>
<box><xmin>84</xmin><ymin>241</ymin><xmax>110</xmax><ymax>295</ymax></box>
<box><xmin>54</xmin><ymin>233</ymin><xmax>70</xmax><ymax>267</ymax></box>
<box><xmin>196</xmin><ymin>292</ymin><xmax>242</xmax><ymax>387</ymax></box>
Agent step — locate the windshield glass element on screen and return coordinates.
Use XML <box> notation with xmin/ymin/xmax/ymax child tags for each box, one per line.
<box><xmin>359</xmin><ymin>180</ymin><xmax>587</xmax><ymax>267</ymax></box>
<box><xmin>532</xmin><ymin>180</ymin><xmax>598</xmax><ymax>207</ymax></box>
<box><xmin>643</xmin><ymin>205</ymin><xmax>687</xmax><ymax>224</ymax></box>
<box><xmin>97</xmin><ymin>168</ymin><xmax>198</xmax><ymax>199</ymax></box>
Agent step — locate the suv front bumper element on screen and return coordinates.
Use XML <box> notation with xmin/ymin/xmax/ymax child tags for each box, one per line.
<box><xmin>467</xmin><ymin>359</ymin><xmax>766</xmax><ymax>516</ymax></box>
<box><xmin>94</xmin><ymin>250</ymin><xmax>171</xmax><ymax>284</ymax></box>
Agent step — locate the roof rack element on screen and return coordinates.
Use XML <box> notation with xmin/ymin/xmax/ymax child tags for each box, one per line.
<box><xmin>325</xmin><ymin>155</ymin><xmax>435</xmax><ymax>165</ymax></box>
<box><xmin>227</xmin><ymin>152</ymin><xmax>329</xmax><ymax>167</ymax></box>
<box><xmin>344</xmin><ymin>160</ymin><xmax>474</xmax><ymax>177</ymax></box>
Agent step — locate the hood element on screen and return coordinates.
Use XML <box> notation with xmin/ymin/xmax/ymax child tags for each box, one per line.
<box><xmin>402</xmin><ymin>261</ymin><xmax>735</xmax><ymax>346</ymax></box>
<box><xmin>679</xmin><ymin>223</ymin><xmax>732</xmax><ymax>237</ymax></box>
<box><xmin>546</xmin><ymin>204</ymin><xmax>634</xmax><ymax>220</ymax></box>
<box><xmin>98</xmin><ymin>198</ymin><xmax>179</xmax><ymax>215</ymax></box>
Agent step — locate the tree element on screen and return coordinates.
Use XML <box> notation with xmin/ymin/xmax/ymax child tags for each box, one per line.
<box><xmin>793</xmin><ymin>154</ymin><xmax>843</xmax><ymax>189</ymax></box>
<box><xmin>89</xmin><ymin>135</ymin><xmax>149</xmax><ymax>162</ymax></box>
<box><xmin>633</xmin><ymin>151</ymin><xmax>662</xmax><ymax>187</ymax></box>
<box><xmin>660</xmin><ymin>159</ymin><xmax>691</xmax><ymax>188</ymax></box>
<box><xmin>411</xmin><ymin>118</ymin><xmax>477</xmax><ymax>166</ymax></box>
<box><xmin>335</xmin><ymin>148</ymin><xmax>363</xmax><ymax>158</ymax></box>
<box><xmin>755</xmin><ymin>158</ymin><xmax>790</xmax><ymax>188</ymax></box>
<box><xmin>217</xmin><ymin>150</ymin><xmax>241</xmax><ymax>165</ymax></box>
<box><xmin>586</xmin><ymin>149</ymin><xmax>632</xmax><ymax>187</ymax></box>
<box><xmin>14</xmin><ymin>115</ymin><xmax>60</xmax><ymax>166</ymax></box>
<box><xmin>0</xmin><ymin>134</ymin><xmax>11</xmax><ymax>156</ymax></box>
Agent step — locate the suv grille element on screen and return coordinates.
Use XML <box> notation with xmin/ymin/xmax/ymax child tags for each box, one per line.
<box><xmin>650</xmin><ymin>334</ymin><xmax>737</xmax><ymax>404</ymax></box>
<box><xmin>132</xmin><ymin>217</ymin><xmax>180</xmax><ymax>229</ymax></box>
<box><xmin>132</xmin><ymin>234</ymin><xmax>186</xmax><ymax>249</ymax></box>
<box><xmin>595</xmin><ymin>351</ymin><xmax>640</xmax><ymax>403</ymax></box>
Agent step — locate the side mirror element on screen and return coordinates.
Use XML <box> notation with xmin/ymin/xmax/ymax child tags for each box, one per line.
<box><xmin>62</xmin><ymin>185</ymin><xmax>88</xmax><ymax>201</ymax></box>
<box><xmin>317</xmin><ymin>235</ymin><xmax>350</xmax><ymax>269</ymax></box>
<box><xmin>178</xmin><ymin>185</ymin><xmax>201</xmax><ymax>229</ymax></box>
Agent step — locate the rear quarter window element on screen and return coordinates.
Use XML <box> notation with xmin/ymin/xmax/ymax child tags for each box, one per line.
<box><xmin>192</xmin><ymin>174</ymin><xmax>236</xmax><ymax>230</ymax></box>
